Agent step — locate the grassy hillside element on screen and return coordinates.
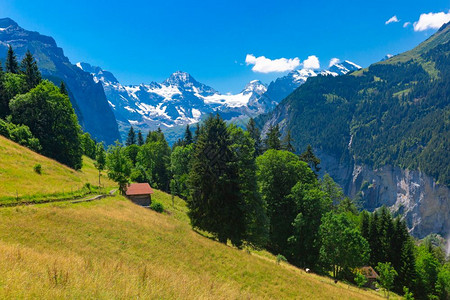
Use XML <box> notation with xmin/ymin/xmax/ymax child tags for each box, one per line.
<box><xmin>0</xmin><ymin>192</ymin><xmax>391</xmax><ymax>299</ymax></box>
<box><xmin>0</xmin><ymin>135</ymin><xmax>115</xmax><ymax>203</ymax></box>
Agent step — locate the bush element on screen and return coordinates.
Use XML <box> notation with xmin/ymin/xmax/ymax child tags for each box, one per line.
<box><xmin>276</xmin><ymin>254</ymin><xmax>287</xmax><ymax>265</ymax></box>
<box><xmin>354</xmin><ymin>270</ymin><xmax>367</xmax><ymax>288</ymax></box>
<box><xmin>150</xmin><ymin>201</ymin><xmax>164</xmax><ymax>213</ymax></box>
<box><xmin>33</xmin><ymin>164</ymin><xmax>42</xmax><ymax>174</ymax></box>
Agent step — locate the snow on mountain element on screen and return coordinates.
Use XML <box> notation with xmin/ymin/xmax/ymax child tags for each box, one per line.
<box><xmin>77</xmin><ymin>59</ymin><xmax>359</xmax><ymax>140</ymax></box>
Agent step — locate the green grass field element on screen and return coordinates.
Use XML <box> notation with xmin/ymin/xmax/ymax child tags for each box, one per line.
<box><xmin>0</xmin><ymin>135</ymin><xmax>115</xmax><ymax>204</ymax></box>
<box><xmin>0</xmin><ymin>135</ymin><xmax>397</xmax><ymax>299</ymax></box>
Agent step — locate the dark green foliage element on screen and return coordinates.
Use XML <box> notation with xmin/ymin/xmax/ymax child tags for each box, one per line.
<box><xmin>137</xmin><ymin>132</ymin><xmax>171</xmax><ymax>191</ymax></box>
<box><xmin>188</xmin><ymin>114</ymin><xmax>245</xmax><ymax>246</ymax></box>
<box><xmin>1</xmin><ymin>73</ymin><xmax>27</xmax><ymax>118</ymax></box>
<box><xmin>5</xmin><ymin>45</ymin><xmax>19</xmax><ymax>74</ymax></box>
<box><xmin>123</xmin><ymin>144</ymin><xmax>140</xmax><ymax>166</ymax></box>
<box><xmin>299</xmin><ymin>145</ymin><xmax>321</xmax><ymax>174</ymax></box>
<box><xmin>282</xmin><ymin>130</ymin><xmax>295</xmax><ymax>153</ymax></box>
<box><xmin>170</xmin><ymin>144</ymin><xmax>193</xmax><ymax>199</ymax></box>
<box><xmin>319</xmin><ymin>212</ymin><xmax>370</xmax><ymax>278</ymax></box>
<box><xmin>150</xmin><ymin>201</ymin><xmax>164</xmax><ymax>213</ymax></box>
<box><xmin>126</xmin><ymin>126</ymin><xmax>136</xmax><ymax>146</ymax></box>
<box><xmin>59</xmin><ymin>81</ymin><xmax>68</xmax><ymax>95</ymax></box>
<box><xmin>0</xmin><ymin>118</ymin><xmax>41</xmax><ymax>152</ymax></box>
<box><xmin>288</xmin><ymin>185</ymin><xmax>331</xmax><ymax>268</ymax></box>
<box><xmin>106</xmin><ymin>142</ymin><xmax>132</xmax><ymax>194</ymax></box>
<box><xmin>247</xmin><ymin>118</ymin><xmax>263</xmax><ymax>156</ymax></box>
<box><xmin>229</xmin><ymin>124</ymin><xmax>269</xmax><ymax>248</ymax></box>
<box><xmin>137</xmin><ymin>130</ymin><xmax>144</xmax><ymax>146</ymax></box>
<box><xmin>183</xmin><ymin>124</ymin><xmax>193</xmax><ymax>145</ymax></box>
<box><xmin>33</xmin><ymin>164</ymin><xmax>42</xmax><ymax>174</ymax></box>
<box><xmin>9</xmin><ymin>80</ymin><xmax>82</xmax><ymax>169</ymax></box>
<box><xmin>81</xmin><ymin>132</ymin><xmax>96</xmax><ymax>159</ymax></box>
<box><xmin>264</xmin><ymin>124</ymin><xmax>281</xmax><ymax>150</ymax></box>
<box><xmin>20</xmin><ymin>50</ymin><xmax>41</xmax><ymax>90</ymax></box>
<box><xmin>256</xmin><ymin>150</ymin><xmax>316</xmax><ymax>254</ymax></box>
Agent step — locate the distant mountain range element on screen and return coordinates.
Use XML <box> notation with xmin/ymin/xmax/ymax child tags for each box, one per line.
<box><xmin>78</xmin><ymin>60</ymin><xmax>360</xmax><ymax>138</ymax></box>
<box><xmin>0</xmin><ymin>18</ymin><xmax>120</xmax><ymax>144</ymax></box>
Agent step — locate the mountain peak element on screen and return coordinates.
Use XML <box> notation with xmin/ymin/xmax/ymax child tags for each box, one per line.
<box><xmin>0</xmin><ymin>18</ymin><xmax>18</xmax><ymax>29</ymax></box>
<box><xmin>165</xmin><ymin>71</ymin><xmax>195</xmax><ymax>85</ymax></box>
<box><xmin>243</xmin><ymin>80</ymin><xmax>267</xmax><ymax>94</ymax></box>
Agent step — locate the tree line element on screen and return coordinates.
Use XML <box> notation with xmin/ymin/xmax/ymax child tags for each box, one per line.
<box><xmin>108</xmin><ymin>114</ymin><xmax>449</xmax><ymax>300</ymax></box>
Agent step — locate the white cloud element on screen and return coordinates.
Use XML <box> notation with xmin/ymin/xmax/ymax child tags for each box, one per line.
<box><xmin>385</xmin><ymin>15</ymin><xmax>399</xmax><ymax>25</ymax></box>
<box><xmin>245</xmin><ymin>54</ymin><xmax>300</xmax><ymax>73</ymax></box>
<box><xmin>413</xmin><ymin>11</ymin><xmax>450</xmax><ymax>31</ymax></box>
<box><xmin>403</xmin><ymin>22</ymin><xmax>411</xmax><ymax>28</ymax></box>
<box><xmin>303</xmin><ymin>55</ymin><xmax>320</xmax><ymax>69</ymax></box>
<box><xmin>328</xmin><ymin>58</ymin><xmax>340</xmax><ymax>68</ymax></box>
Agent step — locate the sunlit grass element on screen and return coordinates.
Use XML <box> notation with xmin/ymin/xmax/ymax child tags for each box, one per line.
<box><xmin>0</xmin><ymin>135</ymin><xmax>115</xmax><ymax>203</ymax></box>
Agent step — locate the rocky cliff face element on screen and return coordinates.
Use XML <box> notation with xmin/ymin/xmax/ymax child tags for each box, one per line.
<box><xmin>317</xmin><ymin>149</ymin><xmax>449</xmax><ymax>239</ymax></box>
<box><xmin>0</xmin><ymin>18</ymin><xmax>120</xmax><ymax>144</ymax></box>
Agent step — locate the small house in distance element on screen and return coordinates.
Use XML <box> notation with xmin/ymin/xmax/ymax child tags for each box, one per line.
<box><xmin>359</xmin><ymin>266</ymin><xmax>379</xmax><ymax>289</ymax></box>
<box><xmin>125</xmin><ymin>183</ymin><xmax>154</xmax><ymax>206</ymax></box>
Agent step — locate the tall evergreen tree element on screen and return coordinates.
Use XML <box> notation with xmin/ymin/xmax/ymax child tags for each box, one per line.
<box><xmin>126</xmin><ymin>126</ymin><xmax>136</xmax><ymax>146</ymax></box>
<box><xmin>188</xmin><ymin>114</ymin><xmax>245</xmax><ymax>246</ymax></box>
<box><xmin>184</xmin><ymin>124</ymin><xmax>193</xmax><ymax>145</ymax></box>
<box><xmin>137</xmin><ymin>130</ymin><xmax>144</xmax><ymax>146</ymax></box>
<box><xmin>282</xmin><ymin>130</ymin><xmax>295</xmax><ymax>153</ymax></box>
<box><xmin>20</xmin><ymin>50</ymin><xmax>41</xmax><ymax>90</ymax></box>
<box><xmin>5</xmin><ymin>45</ymin><xmax>19</xmax><ymax>74</ymax></box>
<box><xmin>60</xmin><ymin>81</ymin><xmax>68</xmax><ymax>95</ymax></box>
<box><xmin>264</xmin><ymin>124</ymin><xmax>281</xmax><ymax>150</ymax></box>
<box><xmin>299</xmin><ymin>145</ymin><xmax>321</xmax><ymax>173</ymax></box>
<box><xmin>194</xmin><ymin>123</ymin><xmax>200</xmax><ymax>142</ymax></box>
<box><xmin>0</xmin><ymin>62</ymin><xmax>7</xmax><ymax>118</ymax></box>
<box><xmin>247</xmin><ymin>118</ymin><xmax>263</xmax><ymax>156</ymax></box>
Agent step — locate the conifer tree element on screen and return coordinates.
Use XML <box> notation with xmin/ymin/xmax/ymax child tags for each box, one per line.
<box><xmin>0</xmin><ymin>62</ymin><xmax>7</xmax><ymax>118</ymax></box>
<box><xmin>137</xmin><ymin>130</ymin><xmax>144</xmax><ymax>146</ymax></box>
<box><xmin>20</xmin><ymin>50</ymin><xmax>41</xmax><ymax>90</ymax></box>
<box><xmin>282</xmin><ymin>130</ymin><xmax>295</xmax><ymax>153</ymax></box>
<box><xmin>60</xmin><ymin>81</ymin><xmax>68</xmax><ymax>95</ymax></box>
<box><xmin>188</xmin><ymin>114</ymin><xmax>245</xmax><ymax>246</ymax></box>
<box><xmin>264</xmin><ymin>124</ymin><xmax>281</xmax><ymax>150</ymax></box>
<box><xmin>5</xmin><ymin>45</ymin><xmax>19</xmax><ymax>74</ymax></box>
<box><xmin>246</xmin><ymin>118</ymin><xmax>262</xmax><ymax>156</ymax></box>
<box><xmin>126</xmin><ymin>126</ymin><xmax>136</xmax><ymax>146</ymax></box>
<box><xmin>194</xmin><ymin>123</ymin><xmax>200</xmax><ymax>142</ymax></box>
<box><xmin>299</xmin><ymin>145</ymin><xmax>321</xmax><ymax>173</ymax></box>
<box><xmin>183</xmin><ymin>124</ymin><xmax>193</xmax><ymax>145</ymax></box>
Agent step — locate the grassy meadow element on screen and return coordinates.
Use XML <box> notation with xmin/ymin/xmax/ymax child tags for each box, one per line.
<box><xmin>0</xmin><ymin>135</ymin><xmax>115</xmax><ymax>204</ymax></box>
<box><xmin>0</xmin><ymin>192</ymin><xmax>397</xmax><ymax>299</ymax></box>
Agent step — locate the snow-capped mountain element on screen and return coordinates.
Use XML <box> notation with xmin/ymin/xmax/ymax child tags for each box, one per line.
<box><xmin>264</xmin><ymin>60</ymin><xmax>361</xmax><ymax>104</ymax></box>
<box><xmin>77</xmin><ymin>59</ymin><xmax>360</xmax><ymax>139</ymax></box>
<box><xmin>77</xmin><ymin>63</ymin><xmax>268</xmax><ymax>136</ymax></box>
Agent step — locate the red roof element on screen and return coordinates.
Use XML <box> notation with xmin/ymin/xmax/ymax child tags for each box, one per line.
<box><xmin>125</xmin><ymin>183</ymin><xmax>154</xmax><ymax>196</ymax></box>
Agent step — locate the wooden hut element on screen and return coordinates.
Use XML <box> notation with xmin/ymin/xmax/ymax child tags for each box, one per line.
<box><xmin>125</xmin><ymin>183</ymin><xmax>154</xmax><ymax>206</ymax></box>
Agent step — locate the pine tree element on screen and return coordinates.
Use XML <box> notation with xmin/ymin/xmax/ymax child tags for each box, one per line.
<box><xmin>246</xmin><ymin>118</ymin><xmax>262</xmax><ymax>156</ymax></box>
<box><xmin>187</xmin><ymin>114</ymin><xmax>245</xmax><ymax>246</ymax></box>
<box><xmin>60</xmin><ymin>81</ymin><xmax>68</xmax><ymax>95</ymax></box>
<box><xmin>183</xmin><ymin>124</ymin><xmax>193</xmax><ymax>145</ymax></box>
<box><xmin>264</xmin><ymin>124</ymin><xmax>281</xmax><ymax>150</ymax></box>
<box><xmin>299</xmin><ymin>145</ymin><xmax>321</xmax><ymax>173</ymax></box>
<box><xmin>282</xmin><ymin>130</ymin><xmax>295</xmax><ymax>153</ymax></box>
<box><xmin>194</xmin><ymin>123</ymin><xmax>200</xmax><ymax>142</ymax></box>
<box><xmin>5</xmin><ymin>45</ymin><xmax>19</xmax><ymax>74</ymax></box>
<box><xmin>126</xmin><ymin>126</ymin><xmax>136</xmax><ymax>146</ymax></box>
<box><xmin>137</xmin><ymin>130</ymin><xmax>144</xmax><ymax>146</ymax></box>
<box><xmin>20</xmin><ymin>50</ymin><xmax>41</xmax><ymax>90</ymax></box>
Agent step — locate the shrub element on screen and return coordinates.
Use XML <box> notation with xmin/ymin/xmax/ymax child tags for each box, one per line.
<box><xmin>150</xmin><ymin>201</ymin><xmax>164</xmax><ymax>213</ymax></box>
<box><xmin>354</xmin><ymin>270</ymin><xmax>367</xmax><ymax>288</ymax></box>
<box><xmin>276</xmin><ymin>254</ymin><xmax>287</xmax><ymax>265</ymax></box>
<box><xmin>33</xmin><ymin>164</ymin><xmax>42</xmax><ymax>174</ymax></box>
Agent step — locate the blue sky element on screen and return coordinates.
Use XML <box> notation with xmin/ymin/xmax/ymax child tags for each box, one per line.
<box><xmin>1</xmin><ymin>0</ymin><xmax>449</xmax><ymax>93</ymax></box>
